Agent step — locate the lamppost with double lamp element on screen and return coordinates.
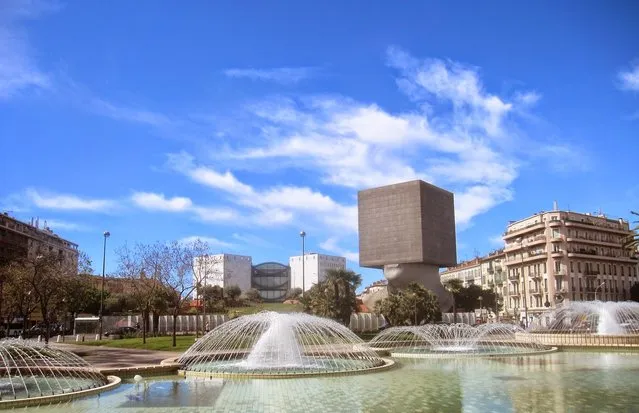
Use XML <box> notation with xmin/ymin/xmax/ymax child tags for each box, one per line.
<box><xmin>595</xmin><ymin>281</ymin><xmax>606</xmax><ymax>301</ymax></box>
<box><xmin>98</xmin><ymin>231</ymin><xmax>110</xmax><ymax>341</ymax></box>
<box><xmin>300</xmin><ymin>231</ymin><xmax>306</xmax><ymax>295</ymax></box>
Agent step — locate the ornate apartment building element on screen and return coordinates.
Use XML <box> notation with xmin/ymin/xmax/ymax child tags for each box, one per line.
<box><xmin>440</xmin><ymin>208</ymin><xmax>638</xmax><ymax>324</ymax></box>
<box><xmin>0</xmin><ymin>213</ymin><xmax>79</xmax><ymax>268</ymax></box>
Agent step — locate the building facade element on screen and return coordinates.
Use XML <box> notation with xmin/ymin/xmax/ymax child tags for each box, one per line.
<box><xmin>503</xmin><ymin>210</ymin><xmax>637</xmax><ymax>324</ymax></box>
<box><xmin>251</xmin><ymin>262</ymin><xmax>290</xmax><ymax>302</ymax></box>
<box><xmin>193</xmin><ymin>254</ymin><xmax>252</xmax><ymax>293</ymax></box>
<box><xmin>0</xmin><ymin>213</ymin><xmax>78</xmax><ymax>268</ymax></box>
<box><xmin>289</xmin><ymin>253</ymin><xmax>346</xmax><ymax>291</ymax></box>
<box><xmin>440</xmin><ymin>208</ymin><xmax>638</xmax><ymax>325</ymax></box>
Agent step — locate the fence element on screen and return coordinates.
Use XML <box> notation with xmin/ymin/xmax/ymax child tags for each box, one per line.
<box><xmin>441</xmin><ymin>312</ymin><xmax>477</xmax><ymax>325</ymax></box>
<box><xmin>77</xmin><ymin>314</ymin><xmax>229</xmax><ymax>336</ymax></box>
<box><xmin>76</xmin><ymin>312</ymin><xmax>389</xmax><ymax>336</ymax></box>
<box><xmin>349</xmin><ymin>313</ymin><xmax>386</xmax><ymax>333</ymax></box>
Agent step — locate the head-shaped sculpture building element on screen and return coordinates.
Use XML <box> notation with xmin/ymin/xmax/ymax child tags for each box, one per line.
<box><xmin>358</xmin><ymin>180</ymin><xmax>457</xmax><ymax>311</ymax></box>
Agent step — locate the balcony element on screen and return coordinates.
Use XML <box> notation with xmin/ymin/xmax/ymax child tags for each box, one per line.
<box><xmin>551</xmin><ymin>250</ymin><xmax>565</xmax><ymax>258</ymax></box>
<box><xmin>508</xmin><ymin>273</ymin><xmax>520</xmax><ymax>281</ymax></box>
<box><xmin>554</xmin><ymin>270</ymin><xmax>566</xmax><ymax>278</ymax></box>
<box><xmin>529</xmin><ymin>272</ymin><xmax>543</xmax><ymax>280</ymax></box>
<box><xmin>503</xmin><ymin>222</ymin><xmax>546</xmax><ymax>240</ymax></box>
<box><xmin>550</xmin><ymin>235</ymin><xmax>564</xmax><ymax>242</ymax></box>
<box><xmin>509</xmin><ymin>291</ymin><xmax>521</xmax><ymax>297</ymax></box>
<box><xmin>567</xmin><ymin>251</ymin><xmax>637</xmax><ymax>263</ymax></box>
<box><xmin>564</xmin><ymin>219</ymin><xmax>629</xmax><ymax>235</ymax></box>
<box><xmin>529</xmin><ymin>287</ymin><xmax>543</xmax><ymax>295</ymax></box>
<box><xmin>549</xmin><ymin>220</ymin><xmax>562</xmax><ymax>227</ymax></box>
<box><xmin>566</xmin><ymin>237</ymin><xmax>620</xmax><ymax>248</ymax></box>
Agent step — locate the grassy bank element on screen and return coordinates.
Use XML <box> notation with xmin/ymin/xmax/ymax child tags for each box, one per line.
<box><xmin>72</xmin><ymin>303</ymin><xmax>305</xmax><ymax>352</ymax></box>
<box><xmin>75</xmin><ymin>335</ymin><xmax>197</xmax><ymax>352</ymax></box>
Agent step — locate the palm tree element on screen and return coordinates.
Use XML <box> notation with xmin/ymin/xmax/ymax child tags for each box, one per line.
<box><xmin>624</xmin><ymin>211</ymin><xmax>639</xmax><ymax>252</ymax></box>
<box><xmin>322</xmin><ymin>269</ymin><xmax>362</xmax><ymax>325</ymax></box>
<box><xmin>444</xmin><ymin>279</ymin><xmax>463</xmax><ymax>323</ymax></box>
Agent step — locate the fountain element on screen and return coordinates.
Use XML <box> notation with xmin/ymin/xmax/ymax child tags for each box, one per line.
<box><xmin>0</xmin><ymin>339</ymin><xmax>119</xmax><ymax>408</ymax></box>
<box><xmin>529</xmin><ymin>301</ymin><xmax>639</xmax><ymax>347</ymax></box>
<box><xmin>177</xmin><ymin>311</ymin><xmax>392</xmax><ymax>378</ymax></box>
<box><xmin>368</xmin><ymin>324</ymin><xmax>554</xmax><ymax>358</ymax></box>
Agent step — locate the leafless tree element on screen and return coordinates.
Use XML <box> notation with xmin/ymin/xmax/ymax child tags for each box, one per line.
<box><xmin>116</xmin><ymin>243</ymin><xmax>168</xmax><ymax>344</ymax></box>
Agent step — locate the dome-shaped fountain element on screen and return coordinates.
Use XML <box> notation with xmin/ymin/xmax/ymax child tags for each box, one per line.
<box><xmin>0</xmin><ymin>339</ymin><xmax>119</xmax><ymax>407</ymax></box>
<box><xmin>531</xmin><ymin>301</ymin><xmax>639</xmax><ymax>335</ymax></box>
<box><xmin>368</xmin><ymin>324</ymin><xmax>554</xmax><ymax>358</ymax></box>
<box><xmin>177</xmin><ymin>312</ymin><xmax>392</xmax><ymax>378</ymax></box>
<box><xmin>529</xmin><ymin>301</ymin><xmax>639</xmax><ymax>347</ymax></box>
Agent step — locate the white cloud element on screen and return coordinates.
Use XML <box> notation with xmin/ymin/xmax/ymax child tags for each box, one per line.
<box><xmin>179</xmin><ymin>236</ymin><xmax>234</xmax><ymax>248</ymax></box>
<box><xmin>131</xmin><ymin>192</ymin><xmax>192</xmax><ymax>211</ymax></box>
<box><xmin>42</xmin><ymin>218</ymin><xmax>89</xmax><ymax>232</ymax></box>
<box><xmin>167</xmin><ymin>153</ymin><xmax>357</xmax><ymax>232</ymax></box>
<box><xmin>192</xmin><ymin>206</ymin><xmax>239</xmax><ymax>222</ymax></box>
<box><xmin>232</xmin><ymin>233</ymin><xmax>273</xmax><ymax>248</ymax></box>
<box><xmin>618</xmin><ymin>62</ymin><xmax>639</xmax><ymax>92</ymax></box>
<box><xmin>514</xmin><ymin>91</ymin><xmax>542</xmax><ymax>106</ymax></box>
<box><xmin>25</xmin><ymin>189</ymin><xmax>116</xmax><ymax>212</ymax></box>
<box><xmin>0</xmin><ymin>1</ymin><xmax>55</xmax><ymax>99</ymax></box>
<box><xmin>320</xmin><ymin>237</ymin><xmax>359</xmax><ymax>263</ymax></box>
<box><xmin>90</xmin><ymin>98</ymin><xmax>173</xmax><ymax>128</ymax></box>
<box><xmin>489</xmin><ymin>234</ymin><xmax>505</xmax><ymax>246</ymax></box>
<box><xmin>223</xmin><ymin>67</ymin><xmax>319</xmax><ymax>84</ymax></box>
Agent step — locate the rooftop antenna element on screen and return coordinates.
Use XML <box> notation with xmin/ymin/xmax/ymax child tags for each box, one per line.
<box><xmin>553</xmin><ymin>200</ymin><xmax>558</xmax><ymax>211</ymax></box>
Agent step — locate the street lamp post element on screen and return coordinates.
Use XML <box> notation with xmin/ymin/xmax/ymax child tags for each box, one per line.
<box><xmin>300</xmin><ymin>231</ymin><xmax>306</xmax><ymax>295</ymax></box>
<box><xmin>98</xmin><ymin>231</ymin><xmax>110</xmax><ymax>341</ymax></box>
<box><xmin>478</xmin><ymin>296</ymin><xmax>483</xmax><ymax>322</ymax></box>
<box><xmin>595</xmin><ymin>281</ymin><xmax>606</xmax><ymax>301</ymax></box>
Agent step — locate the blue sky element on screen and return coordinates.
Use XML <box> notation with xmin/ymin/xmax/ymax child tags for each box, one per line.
<box><xmin>1</xmin><ymin>0</ymin><xmax>638</xmax><ymax>290</ymax></box>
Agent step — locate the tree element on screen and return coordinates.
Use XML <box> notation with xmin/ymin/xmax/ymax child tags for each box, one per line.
<box><xmin>443</xmin><ymin>279</ymin><xmax>463</xmax><ymax>323</ymax></box>
<box><xmin>244</xmin><ymin>288</ymin><xmax>262</xmax><ymax>303</ymax></box>
<box><xmin>624</xmin><ymin>211</ymin><xmax>639</xmax><ymax>251</ymax></box>
<box><xmin>285</xmin><ymin>287</ymin><xmax>303</xmax><ymax>300</ymax></box>
<box><xmin>116</xmin><ymin>243</ymin><xmax>167</xmax><ymax>344</ymax></box>
<box><xmin>202</xmin><ymin>285</ymin><xmax>225</xmax><ymax>310</ymax></box>
<box><xmin>302</xmin><ymin>269</ymin><xmax>361</xmax><ymax>325</ymax></box>
<box><xmin>630</xmin><ymin>283</ymin><xmax>639</xmax><ymax>302</ymax></box>
<box><xmin>3</xmin><ymin>263</ymin><xmax>38</xmax><ymax>334</ymax></box>
<box><xmin>375</xmin><ymin>282</ymin><xmax>441</xmax><ymax>326</ymax></box>
<box><xmin>16</xmin><ymin>252</ymin><xmax>91</xmax><ymax>343</ymax></box>
<box><xmin>63</xmin><ymin>275</ymin><xmax>102</xmax><ymax>319</ymax></box>
<box><xmin>455</xmin><ymin>284</ymin><xmax>502</xmax><ymax>313</ymax></box>
<box><xmin>225</xmin><ymin>285</ymin><xmax>242</xmax><ymax>304</ymax></box>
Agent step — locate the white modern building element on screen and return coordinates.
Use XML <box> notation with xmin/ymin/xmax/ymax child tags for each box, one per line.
<box><xmin>193</xmin><ymin>254</ymin><xmax>252</xmax><ymax>293</ymax></box>
<box><xmin>289</xmin><ymin>253</ymin><xmax>347</xmax><ymax>291</ymax></box>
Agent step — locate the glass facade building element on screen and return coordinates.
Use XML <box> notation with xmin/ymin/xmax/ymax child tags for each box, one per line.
<box><xmin>251</xmin><ymin>262</ymin><xmax>291</xmax><ymax>302</ymax></box>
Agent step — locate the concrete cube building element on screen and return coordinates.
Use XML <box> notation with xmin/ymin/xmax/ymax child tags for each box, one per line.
<box><xmin>358</xmin><ymin>180</ymin><xmax>457</xmax><ymax>311</ymax></box>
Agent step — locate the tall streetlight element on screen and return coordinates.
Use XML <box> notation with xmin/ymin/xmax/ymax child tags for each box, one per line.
<box><xmin>300</xmin><ymin>231</ymin><xmax>306</xmax><ymax>295</ymax></box>
<box><xmin>595</xmin><ymin>281</ymin><xmax>606</xmax><ymax>301</ymax></box>
<box><xmin>98</xmin><ymin>231</ymin><xmax>110</xmax><ymax>341</ymax></box>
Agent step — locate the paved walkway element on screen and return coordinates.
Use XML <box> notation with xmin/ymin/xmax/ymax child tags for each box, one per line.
<box><xmin>51</xmin><ymin>343</ymin><xmax>178</xmax><ymax>369</ymax></box>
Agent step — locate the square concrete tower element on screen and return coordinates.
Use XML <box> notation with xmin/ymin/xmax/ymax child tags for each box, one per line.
<box><xmin>358</xmin><ymin>180</ymin><xmax>457</xmax><ymax>269</ymax></box>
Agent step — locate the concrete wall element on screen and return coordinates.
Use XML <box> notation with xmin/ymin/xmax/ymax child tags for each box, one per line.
<box><xmin>358</xmin><ymin>180</ymin><xmax>456</xmax><ymax>268</ymax></box>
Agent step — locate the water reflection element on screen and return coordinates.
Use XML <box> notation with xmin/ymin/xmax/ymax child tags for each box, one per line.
<box><xmin>13</xmin><ymin>352</ymin><xmax>639</xmax><ymax>412</ymax></box>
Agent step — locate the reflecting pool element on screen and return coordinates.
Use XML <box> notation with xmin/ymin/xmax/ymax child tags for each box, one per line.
<box><xmin>19</xmin><ymin>352</ymin><xmax>639</xmax><ymax>413</ymax></box>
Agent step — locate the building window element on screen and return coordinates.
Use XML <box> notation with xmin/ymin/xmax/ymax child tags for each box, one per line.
<box><xmin>570</xmin><ymin>261</ymin><xmax>574</xmax><ymax>272</ymax></box>
<box><xmin>578</xmin><ymin>262</ymin><xmax>582</xmax><ymax>273</ymax></box>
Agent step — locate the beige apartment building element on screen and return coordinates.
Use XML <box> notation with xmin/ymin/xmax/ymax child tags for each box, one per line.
<box><xmin>503</xmin><ymin>209</ymin><xmax>637</xmax><ymax>324</ymax></box>
<box><xmin>440</xmin><ymin>208</ymin><xmax>638</xmax><ymax>324</ymax></box>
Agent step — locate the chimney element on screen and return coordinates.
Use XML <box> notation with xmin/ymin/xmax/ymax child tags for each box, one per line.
<box><xmin>553</xmin><ymin>200</ymin><xmax>558</xmax><ymax>211</ymax></box>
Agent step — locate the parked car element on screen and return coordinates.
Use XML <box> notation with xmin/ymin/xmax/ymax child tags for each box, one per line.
<box><xmin>104</xmin><ymin>326</ymin><xmax>139</xmax><ymax>338</ymax></box>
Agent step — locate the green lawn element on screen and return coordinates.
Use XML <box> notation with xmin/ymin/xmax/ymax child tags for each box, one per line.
<box><xmin>75</xmin><ymin>335</ymin><xmax>197</xmax><ymax>352</ymax></box>
<box><xmin>73</xmin><ymin>303</ymin><xmax>304</xmax><ymax>352</ymax></box>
